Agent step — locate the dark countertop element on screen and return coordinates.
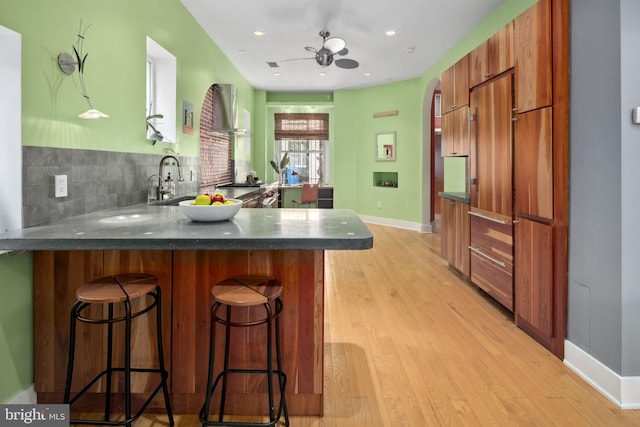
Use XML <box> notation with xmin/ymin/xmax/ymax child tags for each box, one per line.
<box><xmin>438</xmin><ymin>191</ymin><xmax>470</xmax><ymax>204</ymax></box>
<box><xmin>0</xmin><ymin>204</ymin><xmax>373</xmax><ymax>251</ymax></box>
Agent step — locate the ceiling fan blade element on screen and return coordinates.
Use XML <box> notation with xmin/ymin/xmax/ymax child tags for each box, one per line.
<box><xmin>324</xmin><ymin>37</ymin><xmax>346</xmax><ymax>54</ymax></box>
<box><xmin>337</xmin><ymin>47</ymin><xmax>349</xmax><ymax>56</ymax></box>
<box><xmin>277</xmin><ymin>57</ymin><xmax>315</xmax><ymax>63</ymax></box>
<box><xmin>334</xmin><ymin>58</ymin><xmax>359</xmax><ymax>69</ymax></box>
<box><xmin>304</xmin><ymin>46</ymin><xmax>317</xmax><ymax>53</ymax></box>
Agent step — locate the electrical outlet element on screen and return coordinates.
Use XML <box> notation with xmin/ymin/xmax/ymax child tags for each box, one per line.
<box><xmin>55</xmin><ymin>174</ymin><xmax>68</xmax><ymax>198</ymax></box>
<box><xmin>377</xmin><ymin>201</ymin><xmax>382</xmax><ymax>209</ymax></box>
<box><xmin>190</xmin><ymin>169</ymin><xmax>196</xmax><ymax>182</ymax></box>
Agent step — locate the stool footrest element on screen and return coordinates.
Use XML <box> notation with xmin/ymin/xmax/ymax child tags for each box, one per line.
<box><xmin>68</xmin><ymin>368</ymin><xmax>169</xmax><ymax>426</ymax></box>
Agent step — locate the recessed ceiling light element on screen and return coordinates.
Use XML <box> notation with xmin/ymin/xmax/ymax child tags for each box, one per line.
<box><xmin>405</xmin><ymin>47</ymin><xmax>415</xmax><ymax>54</ymax></box>
<box><xmin>319</xmin><ymin>72</ymin><xmax>326</xmax><ymax>76</ymax></box>
<box><xmin>273</xmin><ymin>72</ymin><xmax>281</xmax><ymax>77</ymax></box>
<box><xmin>238</xmin><ymin>49</ymin><xmax>247</xmax><ymax>54</ymax></box>
<box><xmin>385</xmin><ymin>30</ymin><xmax>396</xmax><ymax>36</ymax></box>
<box><xmin>253</xmin><ymin>30</ymin><xmax>265</xmax><ymax>36</ymax></box>
<box><xmin>364</xmin><ymin>72</ymin><xmax>372</xmax><ymax>77</ymax></box>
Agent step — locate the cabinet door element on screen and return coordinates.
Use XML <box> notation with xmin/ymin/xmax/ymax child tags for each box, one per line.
<box><xmin>453</xmin><ymin>200</ymin><xmax>470</xmax><ymax>276</ymax></box>
<box><xmin>453</xmin><ymin>54</ymin><xmax>470</xmax><ymax>109</ymax></box>
<box><xmin>441</xmin><ymin>64</ymin><xmax>456</xmax><ymax>113</ymax></box>
<box><xmin>514</xmin><ymin>0</ymin><xmax>552</xmax><ymax>112</ymax></box>
<box><xmin>514</xmin><ymin>107</ymin><xmax>553</xmax><ymax>220</ymax></box>
<box><xmin>469</xmin><ymin>22</ymin><xmax>514</xmax><ymax>88</ymax></box>
<box><xmin>515</xmin><ymin>218</ymin><xmax>553</xmax><ymax>338</ymax></box>
<box><xmin>470</xmin><ymin>73</ymin><xmax>513</xmax><ymax>216</ymax></box>
<box><xmin>440</xmin><ymin>198</ymin><xmax>453</xmax><ymax>261</ymax></box>
<box><xmin>442</xmin><ymin>107</ymin><xmax>469</xmax><ymax>157</ymax></box>
<box><xmin>441</xmin><ymin>55</ymin><xmax>469</xmax><ymax>113</ymax></box>
<box><xmin>440</xmin><ymin>199</ymin><xmax>470</xmax><ymax>277</ymax></box>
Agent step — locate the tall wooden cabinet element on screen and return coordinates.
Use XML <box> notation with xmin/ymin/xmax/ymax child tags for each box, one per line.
<box><xmin>440</xmin><ymin>0</ymin><xmax>569</xmax><ymax>359</ymax></box>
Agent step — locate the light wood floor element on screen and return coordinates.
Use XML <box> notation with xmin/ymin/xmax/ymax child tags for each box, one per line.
<box><xmin>86</xmin><ymin>224</ymin><xmax>640</xmax><ymax>426</ymax></box>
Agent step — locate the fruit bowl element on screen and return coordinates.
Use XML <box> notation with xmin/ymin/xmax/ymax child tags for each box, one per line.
<box><xmin>178</xmin><ymin>199</ymin><xmax>243</xmax><ymax>222</ymax></box>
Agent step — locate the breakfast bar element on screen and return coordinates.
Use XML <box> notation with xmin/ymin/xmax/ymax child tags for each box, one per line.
<box><xmin>0</xmin><ymin>206</ymin><xmax>373</xmax><ymax>416</ymax></box>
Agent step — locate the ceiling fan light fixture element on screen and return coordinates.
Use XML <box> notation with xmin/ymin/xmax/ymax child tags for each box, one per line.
<box><xmin>324</xmin><ymin>37</ymin><xmax>346</xmax><ymax>54</ymax></box>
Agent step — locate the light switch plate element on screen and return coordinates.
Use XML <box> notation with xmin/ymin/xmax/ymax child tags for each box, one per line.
<box><xmin>633</xmin><ymin>107</ymin><xmax>640</xmax><ymax>124</ymax></box>
<box><xmin>55</xmin><ymin>174</ymin><xmax>67</xmax><ymax>198</ymax></box>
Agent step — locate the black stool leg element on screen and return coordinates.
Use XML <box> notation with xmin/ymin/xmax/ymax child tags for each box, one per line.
<box><xmin>201</xmin><ymin>301</ymin><xmax>221</xmax><ymax>426</ymax></box>
<box><xmin>105</xmin><ymin>303</ymin><xmax>115</xmax><ymax>422</ymax></box>
<box><xmin>265</xmin><ymin>302</ymin><xmax>276</xmax><ymax>422</ymax></box>
<box><xmin>218</xmin><ymin>305</ymin><xmax>233</xmax><ymax>422</ymax></box>
<box><xmin>274</xmin><ymin>298</ymin><xmax>289</xmax><ymax>426</ymax></box>
<box><xmin>155</xmin><ymin>287</ymin><xmax>175</xmax><ymax>426</ymax></box>
<box><xmin>123</xmin><ymin>298</ymin><xmax>133</xmax><ymax>427</ymax></box>
<box><xmin>63</xmin><ymin>301</ymin><xmax>82</xmax><ymax>404</ymax></box>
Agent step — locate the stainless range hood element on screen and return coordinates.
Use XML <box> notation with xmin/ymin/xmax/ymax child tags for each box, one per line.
<box><xmin>211</xmin><ymin>83</ymin><xmax>248</xmax><ymax>135</ymax></box>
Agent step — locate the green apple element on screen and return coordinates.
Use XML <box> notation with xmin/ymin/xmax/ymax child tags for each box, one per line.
<box><xmin>194</xmin><ymin>194</ymin><xmax>211</xmax><ymax>205</ymax></box>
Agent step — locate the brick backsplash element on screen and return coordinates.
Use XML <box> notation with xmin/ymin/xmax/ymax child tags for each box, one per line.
<box><xmin>22</xmin><ymin>146</ymin><xmax>200</xmax><ymax>227</ymax></box>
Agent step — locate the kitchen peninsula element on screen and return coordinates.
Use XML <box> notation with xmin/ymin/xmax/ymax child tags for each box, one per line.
<box><xmin>0</xmin><ymin>206</ymin><xmax>373</xmax><ymax>415</ymax></box>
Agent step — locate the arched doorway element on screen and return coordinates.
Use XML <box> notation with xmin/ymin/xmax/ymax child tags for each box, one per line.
<box><xmin>421</xmin><ymin>78</ymin><xmax>442</xmax><ymax>233</ymax></box>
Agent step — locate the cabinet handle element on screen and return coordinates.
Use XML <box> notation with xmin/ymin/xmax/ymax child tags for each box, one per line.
<box><xmin>468</xmin><ymin>210</ymin><xmax>508</xmax><ymax>224</ymax></box>
<box><xmin>468</xmin><ymin>246</ymin><xmax>506</xmax><ymax>268</ymax></box>
<box><xmin>484</xmin><ymin>73</ymin><xmax>493</xmax><ymax>78</ymax></box>
<box><xmin>512</xmin><ymin>117</ymin><xmax>518</xmax><ymax>122</ymax></box>
<box><xmin>449</xmin><ymin>105</ymin><xmax>456</xmax><ymax>111</ymax></box>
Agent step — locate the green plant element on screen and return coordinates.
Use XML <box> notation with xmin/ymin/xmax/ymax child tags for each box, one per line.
<box><xmin>270</xmin><ymin>152</ymin><xmax>290</xmax><ymax>174</ymax></box>
<box><xmin>146</xmin><ymin>113</ymin><xmax>164</xmax><ymax>145</ymax></box>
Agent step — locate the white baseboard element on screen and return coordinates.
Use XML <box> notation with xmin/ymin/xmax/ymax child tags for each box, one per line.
<box><xmin>359</xmin><ymin>215</ymin><xmax>431</xmax><ymax>233</ymax></box>
<box><xmin>8</xmin><ymin>384</ymin><xmax>36</xmax><ymax>404</ymax></box>
<box><xmin>564</xmin><ymin>340</ymin><xmax>640</xmax><ymax>409</ymax></box>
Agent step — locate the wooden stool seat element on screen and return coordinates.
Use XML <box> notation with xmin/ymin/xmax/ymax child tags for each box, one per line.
<box><xmin>76</xmin><ymin>273</ymin><xmax>158</xmax><ymax>303</ymax></box>
<box><xmin>212</xmin><ymin>276</ymin><xmax>282</xmax><ymax>307</ymax></box>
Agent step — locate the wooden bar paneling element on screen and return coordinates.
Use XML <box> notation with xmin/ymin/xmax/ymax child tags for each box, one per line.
<box><xmin>35</xmin><ymin>248</ymin><xmax>325</xmax><ymax>416</ymax></box>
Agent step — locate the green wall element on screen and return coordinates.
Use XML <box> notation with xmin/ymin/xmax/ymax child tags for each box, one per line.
<box><xmin>0</xmin><ymin>0</ymin><xmax>537</xmax><ymax>402</ymax></box>
<box><xmin>0</xmin><ymin>253</ymin><xmax>33</xmax><ymax>402</ymax></box>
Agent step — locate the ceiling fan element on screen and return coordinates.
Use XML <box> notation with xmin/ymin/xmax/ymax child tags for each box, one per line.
<box><xmin>270</xmin><ymin>30</ymin><xmax>359</xmax><ymax>69</ymax></box>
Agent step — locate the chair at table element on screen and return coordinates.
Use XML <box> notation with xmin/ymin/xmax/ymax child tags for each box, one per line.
<box><xmin>291</xmin><ymin>184</ymin><xmax>318</xmax><ymax>208</ymax></box>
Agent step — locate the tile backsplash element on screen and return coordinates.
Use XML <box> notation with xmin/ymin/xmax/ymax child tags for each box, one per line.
<box><xmin>22</xmin><ymin>146</ymin><xmax>199</xmax><ymax>227</ymax></box>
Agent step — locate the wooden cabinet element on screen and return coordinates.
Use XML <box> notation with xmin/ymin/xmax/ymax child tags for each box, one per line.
<box><xmin>515</xmin><ymin>218</ymin><xmax>553</xmax><ymax>340</ymax></box>
<box><xmin>441</xmin><ymin>54</ymin><xmax>470</xmax><ymax>113</ymax></box>
<box><xmin>469</xmin><ymin>21</ymin><xmax>514</xmax><ymax>88</ymax></box>
<box><xmin>441</xmin><ymin>106</ymin><xmax>469</xmax><ymax>156</ymax></box>
<box><xmin>470</xmin><ymin>73</ymin><xmax>514</xmax><ymax>217</ymax></box>
<box><xmin>469</xmin><ymin>209</ymin><xmax>514</xmax><ymax>311</ymax></box>
<box><xmin>440</xmin><ymin>197</ymin><xmax>470</xmax><ymax>277</ymax></box>
<box><xmin>514</xmin><ymin>107</ymin><xmax>553</xmax><ymax>220</ymax></box>
<box><xmin>514</xmin><ymin>0</ymin><xmax>552</xmax><ymax>112</ymax></box>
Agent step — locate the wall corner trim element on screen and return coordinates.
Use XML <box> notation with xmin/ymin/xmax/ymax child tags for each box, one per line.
<box><xmin>564</xmin><ymin>340</ymin><xmax>640</xmax><ymax>409</ymax></box>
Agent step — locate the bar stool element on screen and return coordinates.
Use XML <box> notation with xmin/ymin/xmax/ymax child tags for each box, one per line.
<box><xmin>63</xmin><ymin>273</ymin><xmax>174</xmax><ymax>427</ymax></box>
<box><xmin>200</xmin><ymin>275</ymin><xmax>289</xmax><ymax>427</ymax></box>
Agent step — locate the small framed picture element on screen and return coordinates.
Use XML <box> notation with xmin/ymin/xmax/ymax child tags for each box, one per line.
<box><xmin>183</xmin><ymin>100</ymin><xmax>194</xmax><ymax>135</ymax></box>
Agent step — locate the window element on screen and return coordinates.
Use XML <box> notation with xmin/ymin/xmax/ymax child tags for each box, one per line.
<box><xmin>275</xmin><ymin>113</ymin><xmax>329</xmax><ymax>184</ymax></box>
<box><xmin>146</xmin><ymin>37</ymin><xmax>176</xmax><ymax>142</ymax></box>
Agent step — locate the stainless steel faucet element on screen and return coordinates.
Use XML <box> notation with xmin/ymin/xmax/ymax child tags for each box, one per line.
<box><xmin>158</xmin><ymin>155</ymin><xmax>184</xmax><ymax>200</ymax></box>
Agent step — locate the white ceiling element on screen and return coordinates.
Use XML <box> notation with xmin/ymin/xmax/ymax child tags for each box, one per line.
<box><xmin>179</xmin><ymin>0</ymin><xmax>505</xmax><ymax>93</ymax></box>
